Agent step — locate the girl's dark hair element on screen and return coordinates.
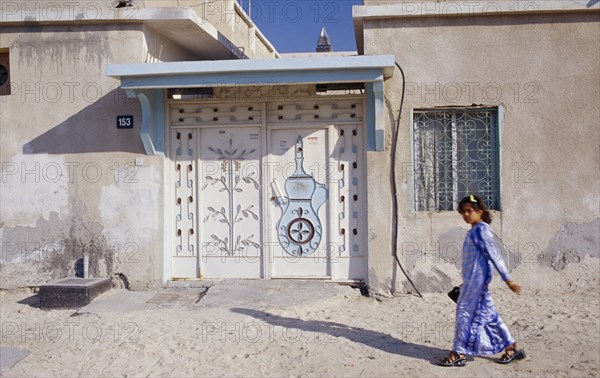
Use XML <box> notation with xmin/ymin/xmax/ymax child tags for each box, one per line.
<box><xmin>458</xmin><ymin>194</ymin><xmax>492</xmax><ymax>224</ymax></box>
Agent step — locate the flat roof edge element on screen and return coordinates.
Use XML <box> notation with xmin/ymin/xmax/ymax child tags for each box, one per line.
<box><xmin>106</xmin><ymin>55</ymin><xmax>397</xmax><ymax>80</ymax></box>
<box><xmin>353</xmin><ymin>1</ymin><xmax>600</xmax><ymax>20</ymax></box>
<box><xmin>0</xmin><ymin>7</ymin><xmax>199</xmax><ymax>25</ymax></box>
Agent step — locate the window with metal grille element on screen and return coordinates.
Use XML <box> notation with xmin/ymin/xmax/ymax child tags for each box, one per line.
<box><xmin>412</xmin><ymin>107</ymin><xmax>500</xmax><ymax>211</ymax></box>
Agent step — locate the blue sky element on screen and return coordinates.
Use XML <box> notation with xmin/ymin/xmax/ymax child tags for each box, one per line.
<box><xmin>238</xmin><ymin>0</ymin><xmax>363</xmax><ymax>53</ymax></box>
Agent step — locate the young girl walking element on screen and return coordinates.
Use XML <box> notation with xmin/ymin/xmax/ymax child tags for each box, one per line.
<box><xmin>438</xmin><ymin>194</ymin><xmax>526</xmax><ymax>367</ymax></box>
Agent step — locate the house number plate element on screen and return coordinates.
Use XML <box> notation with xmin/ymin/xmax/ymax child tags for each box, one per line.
<box><xmin>117</xmin><ymin>115</ymin><xmax>134</xmax><ymax>129</ymax></box>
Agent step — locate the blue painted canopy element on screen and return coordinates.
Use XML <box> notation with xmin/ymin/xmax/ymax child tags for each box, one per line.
<box><xmin>106</xmin><ymin>55</ymin><xmax>395</xmax><ymax>88</ymax></box>
<box><xmin>105</xmin><ymin>55</ymin><xmax>395</xmax><ymax>154</ymax></box>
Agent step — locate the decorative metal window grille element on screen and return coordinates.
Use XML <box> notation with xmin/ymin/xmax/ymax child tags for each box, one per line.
<box><xmin>413</xmin><ymin>108</ymin><xmax>500</xmax><ymax>211</ymax></box>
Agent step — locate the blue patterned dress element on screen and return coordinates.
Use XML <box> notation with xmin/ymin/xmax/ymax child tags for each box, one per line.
<box><xmin>453</xmin><ymin>222</ymin><xmax>515</xmax><ymax>356</ymax></box>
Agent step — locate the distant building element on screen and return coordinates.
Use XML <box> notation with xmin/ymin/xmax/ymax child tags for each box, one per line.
<box><xmin>316</xmin><ymin>27</ymin><xmax>333</xmax><ymax>53</ymax></box>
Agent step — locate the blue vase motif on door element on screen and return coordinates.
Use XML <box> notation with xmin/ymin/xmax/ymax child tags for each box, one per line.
<box><xmin>275</xmin><ymin>136</ymin><xmax>328</xmax><ymax>256</ymax></box>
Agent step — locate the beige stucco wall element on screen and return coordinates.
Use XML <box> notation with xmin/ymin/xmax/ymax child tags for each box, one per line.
<box><xmin>362</xmin><ymin>11</ymin><xmax>600</xmax><ymax>295</ymax></box>
<box><xmin>0</xmin><ymin>1</ymin><xmax>276</xmax><ymax>61</ymax></box>
<box><xmin>143</xmin><ymin>25</ymin><xmax>200</xmax><ymax>63</ymax></box>
<box><xmin>0</xmin><ymin>24</ymin><xmax>175</xmax><ymax>289</ymax></box>
<box><xmin>0</xmin><ymin>0</ymin><xmax>280</xmax><ymax>289</ymax></box>
<box><xmin>143</xmin><ymin>0</ymin><xmax>277</xmax><ymax>59</ymax></box>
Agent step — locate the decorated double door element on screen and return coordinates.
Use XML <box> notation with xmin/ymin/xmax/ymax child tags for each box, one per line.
<box><xmin>169</xmin><ymin>101</ymin><xmax>366</xmax><ymax>280</ymax></box>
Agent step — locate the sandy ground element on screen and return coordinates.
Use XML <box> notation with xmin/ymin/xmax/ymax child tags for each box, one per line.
<box><xmin>0</xmin><ymin>282</ymin><xmax>598</xmax><ymax>378</ymax></box>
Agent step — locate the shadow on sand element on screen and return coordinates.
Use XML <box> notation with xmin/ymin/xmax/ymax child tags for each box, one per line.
<box><xmin>231</xmin><ymin>307</ymin><xmax>450</xmax><ymax>366</ymax></box>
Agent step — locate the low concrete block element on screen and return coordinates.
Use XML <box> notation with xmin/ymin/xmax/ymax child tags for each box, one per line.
<box><xmin>39</xmin><ymin>277</ymin><xmax>111</xmax><ymax>309</ymax></box>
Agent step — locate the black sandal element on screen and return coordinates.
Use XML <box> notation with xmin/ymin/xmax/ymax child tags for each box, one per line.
<box><xmin>438</xmin><ymin>352</ymin><xmax>467</xmax><ymax>367</ymax></box>
<box><xmin>495</xmin><ymin>344</ymin><xmax>526</xmax><ymax>364</ymax></box>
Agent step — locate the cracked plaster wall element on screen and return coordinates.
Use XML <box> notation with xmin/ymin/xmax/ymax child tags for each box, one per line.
<box><xmin>364</xmin><ymin>12</ymin><xmax>600</xmax><ymax>294</ymax></box>
<box><xmin>0</xmin><ymin>24</ymin><xmax>164</xmax><ymax>290</ymax></box>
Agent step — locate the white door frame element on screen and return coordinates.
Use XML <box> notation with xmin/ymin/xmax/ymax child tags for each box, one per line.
<box><xmin>164</xmin><ymin>97</ymin><xmax>367</xmax><ymax>282</ymax></box>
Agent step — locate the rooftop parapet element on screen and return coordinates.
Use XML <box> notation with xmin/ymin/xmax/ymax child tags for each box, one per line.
<box><xmin>0</xmin><ymin>0</ymin><xmax>278</xmax><ymax>60</ymax></box>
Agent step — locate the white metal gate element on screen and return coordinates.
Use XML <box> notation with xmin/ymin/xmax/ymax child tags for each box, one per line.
<box><xmin>168</xmin><ymin>99</ymin><xmax>366</xmax><ymax>281</ymax></box>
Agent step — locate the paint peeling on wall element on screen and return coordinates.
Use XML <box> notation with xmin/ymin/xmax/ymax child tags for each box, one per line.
<box><xmin>411</xmin><ymin>267</ymin><xmax>452</xmax><ymax>294</ymax></box>
<box><xmin>436</xmin><ymin>227</ymin><xmax>468</xmax><ymax>271</ymax></box>
<box><xmin>0</xmin><ymin>201</ymin><xmax>117</xmax><ymax>289</ymax></box>
<box><xmin>493</xmin><ymin>234</ymin><xmax>523</xmax><ymax>273</ymax></box>
<box><xmin>0</xmin><ymin>156</ymin><xmax>70</xmax><ymax>228</ymax></box>
<box><xmin>395</xmin><ymin>226</ymin><xmax>525</xmax><ymax>293</ymax></box>
<box><xmin>537</xmin><ymin>219</ymin><xmax>600</xmax><ymax>271</ymax></box>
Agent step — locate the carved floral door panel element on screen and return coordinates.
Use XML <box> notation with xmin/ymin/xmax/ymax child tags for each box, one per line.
<box><xmin>198</xmin><ymin>127</ymin><xmax>262</xmax><ymax>278</ymax></box>
<box><xmin>170</xmin><ymin>126</ymin><xmax>262</xmax><ymax>279</ymax></box>
<box><xmin>169</xmin><ymin>100</ymin><xmax>366</xmax><ymax>281</ymax></box>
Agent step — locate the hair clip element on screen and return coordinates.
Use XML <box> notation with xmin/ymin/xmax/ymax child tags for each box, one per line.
<box><xmin>469</xmin><ymin>195</ymin><xmax>477</xmax><ymax>203</ymax></box>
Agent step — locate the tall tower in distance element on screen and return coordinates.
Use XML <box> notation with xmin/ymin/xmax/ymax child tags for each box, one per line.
<box><xmin>316</xmin><ymin>27</ymin><xmax>333</xmax><ymax>53</ymax></box>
